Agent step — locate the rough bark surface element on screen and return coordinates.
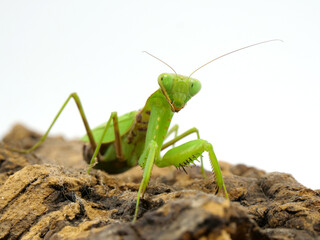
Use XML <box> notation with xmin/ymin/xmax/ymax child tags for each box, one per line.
<box><xmin>1</xmin><ymin>124</ymin><xmax>319</xmax><ymax>240</ymax></box>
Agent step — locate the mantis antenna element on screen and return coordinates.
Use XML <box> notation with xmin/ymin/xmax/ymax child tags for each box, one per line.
<box><xmin>188</xmin><ymin>39</ymin><xmax>283</xmax><ymax>78</ymax></box>
<box><xmin>143</xmin><ymin>51</ymin><xmax>177</xmax><ymax>76</ymax></box>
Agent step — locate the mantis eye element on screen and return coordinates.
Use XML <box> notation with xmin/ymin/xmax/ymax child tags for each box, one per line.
<box><xmin>158</xmin><ymin>73</ymin><xmax>173</xmax><ymax>91</ymax></box>
<box><xmin>189</xmin><ymin>79</ymin><xmax>201</xmax><ymax>96</ymax></box>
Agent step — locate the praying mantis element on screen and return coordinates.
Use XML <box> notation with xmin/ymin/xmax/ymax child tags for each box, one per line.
<box><xmin>9</xmin><ymin>39</ymin><xmax>280</xmax><ymax>223</ymax></box>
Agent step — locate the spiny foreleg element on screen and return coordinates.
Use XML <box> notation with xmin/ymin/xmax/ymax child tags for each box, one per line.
<box><xmin>161</xmin><ymin>127</ymin><xmax>208</xmax><ymax>178</ymax></box>
<box><xmin>157</xmin><ymin>139</ymin><xmax>228</xmax><ymax>199</ymax></box>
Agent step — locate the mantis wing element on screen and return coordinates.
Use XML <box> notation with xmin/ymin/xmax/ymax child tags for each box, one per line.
<box><xmin>81</xmin><ymin>110</ymin><xmax>137</xmax><ymax>144</ymax></box>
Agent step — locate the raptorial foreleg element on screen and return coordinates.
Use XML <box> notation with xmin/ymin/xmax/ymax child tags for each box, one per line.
<box><xmin>157</xmin><ymin>139</ymin><xmax>228</xmax><ymax>199</ymax></box>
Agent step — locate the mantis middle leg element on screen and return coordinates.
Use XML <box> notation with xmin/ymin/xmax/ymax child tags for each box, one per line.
<box><xmin>164</xmin><ymin>124</ymin><xmax>179</xmax><ymax>141</ymax></box>
<box><xmin>87</xmin><ymin>111</ymin><xmax>124</xmax><ymax>173</ymax></box>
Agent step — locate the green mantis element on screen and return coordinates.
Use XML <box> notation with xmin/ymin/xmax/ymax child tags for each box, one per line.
<box><xmin>9</xmin><ymin>39</ymin><xmax>280</xmax><ymax>223</ymax></box>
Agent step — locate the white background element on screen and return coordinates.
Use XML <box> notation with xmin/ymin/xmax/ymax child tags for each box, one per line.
<box><xmin>1</xmin><ymin>1</ymin><xmax>319</xmax><ymax>189</ymax></box>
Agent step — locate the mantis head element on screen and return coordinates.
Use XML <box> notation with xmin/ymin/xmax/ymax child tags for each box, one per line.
<box><xmin>145</xmin><ymin>39</ymin><xmax>282</xmax><ymax>112</ymax></box>
<box><xmin>158</xmin><ymin>73</ymin><xmax>201</xmax><ymax>112</ymax></box>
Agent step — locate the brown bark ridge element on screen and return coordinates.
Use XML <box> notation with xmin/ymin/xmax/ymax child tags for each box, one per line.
<box><xmin>1</xmin><ymin>124</ymin><xmax>319</xmax><ymax>240</ymax></box>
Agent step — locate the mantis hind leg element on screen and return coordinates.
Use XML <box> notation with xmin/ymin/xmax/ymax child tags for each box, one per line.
<box><xmin>161</xmin><ymin>127</ymin><xmax>207</xmax><ymax>178</ymax></box>
<box><xmin>9</xmin><ymin>93</ymin><xmax>97</xmax><ymax>155</ymax></box>
<box><xmin>157</xmin><ymin>139</ymin><xmax>228</xmax><ymax>200</ymax></box>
